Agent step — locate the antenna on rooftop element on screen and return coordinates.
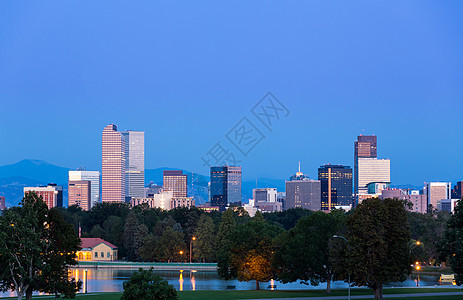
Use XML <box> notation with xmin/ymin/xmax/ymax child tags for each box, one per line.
<box><xmin>298</xmin><ymin>161</ymin><xmax>301</xmax><ymax>173</ymax></box>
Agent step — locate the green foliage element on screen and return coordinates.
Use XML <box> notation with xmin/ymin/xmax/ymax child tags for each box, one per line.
<box><xmin>123</xmin><ymin>211</ymin><xmax>148</xmax><ymax>261</ymax></box>
<box><xmin>333</xmin><ymin>198</ymin><xmax>410</xmax><ymax>300</ymax></box>
<box><xmin>273</xmin><ymin>210</ymin><xmax>346</xmax><ymax>292</ymax></box>
<box><xmin>216</xmin><ymin>209</ymin><xmax>237</xmax><ymax>279</ymax></box>
<box><xmin>149</xmin><ymin>226</ymin><xmax>186</xmax><ymax>262</ymax></box>
<box><xmin>0</xmin><ymin>192</ymin><xmax>81</xmax><ymax>300</ymax></box>
<box><xmin>223</xmin><ymin>213</ymin><xmax>284</xmax><ymax>289</ymax></box>
<box><xmin>439</xmin><ymin>200</ymin><xmax>463</xmax><ymax>284</ymax></box>
<box><xmin>193</xmin><ymin>214</ymin><xmax>216</xmax><ymax>262</ymax></box>
<box><xmin>264</xmin><ymin>208</ymin><xmax>314</xmax><ymax>230</ymax></box>
<box><xmin>121</xmin><ymin>268</ymin><xmax>178</xmax><ymax>300</ymax></box>
<box><xmin>408</xmin><ymin>210</ymin><xmax>450</xmax><ymax>265</ymax></box>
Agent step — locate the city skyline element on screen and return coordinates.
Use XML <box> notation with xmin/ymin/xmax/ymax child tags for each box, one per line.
<box><xmin>1</xmin><ymin>2</ymin><xmax>462</xmax><ymax>186</ymax></box>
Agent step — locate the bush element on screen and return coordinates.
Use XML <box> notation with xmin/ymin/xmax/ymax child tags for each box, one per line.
<box><xmin>122</xmin><ymin>268</ymin><xmax>179</xmax><ymax>300</ymax></box>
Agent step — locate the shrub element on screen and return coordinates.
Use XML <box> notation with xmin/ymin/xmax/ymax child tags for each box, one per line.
<box><xmin>122</xmin><ymin>268</ymin><xmax>179</xmax><ymax>300</ymax></box>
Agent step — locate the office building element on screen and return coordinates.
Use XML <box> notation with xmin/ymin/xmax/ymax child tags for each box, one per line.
<box><xmin>171</xmin><ymin>197</ymin><xmax>195</xmax><ymax>209</ymax></box>
<box><xmin>380</xmin><ymin>189</ymin><xmax>427</xmax><ymax>214</ymax></box>
<box><xmin>163</xmin><ymin>170</ymin><xmax>187</xmax><ymax>197</ymax></box>
<box><xmin>452</xmin><ymin>181</ymin><xmax>463</xmax><ymax>200</ymax></box>
<box><xmin>130</xmin><ymin>191</ymin><xmax>173</xmax><ymax>210</ymax></box>
<box><xmin>121</xmin><ymin>130</ymin><xmax>145</xmax><ymax>201</ymax></box>
<box><xmin>318</xmin><ymin>164</ymin><xmax>353</xmax><ymax>211</ymax></box>
<box><xmin>68</xmin><ymin>180</ymin><xmax>91</xmax><ymax>211</ymax></box>
<box><xmin>357</xmin><ymin>158</ymin><xmax>390</xmax><ymax>195</ymax></box>
<box><xmin>0</xmin><ymin>196</ymin><xmax>5</xmax><ymax>210</ymax></box>
<box><xmin>102</xmin><ymin>124</ymin><xmax>125</xmax><ymax>203</ymax></box>
<box><xmin>438</xmin><ymin>199</ymin><xmax>458</xmax><ymax>214</ymax></box>
<box><xmin>424</xmin><ymin>182</ymin><xmax>451</xmax><ymax>210</ymax></box>
<box><xmin>253</xmin><ymin>188</ymin><xmax>277</xmax><ymax>202</ymax></box>
<box><xmin>285</xmin><ymin>166</ymin><xmax>321</xmax><ymax>211</ymax></box>
<box><xmin>69</xmin><ymin>170</ymin><xmax>100</xmax><ymax>208</ymax></box>
<box><xmin>354</xmin><ymin>135</ymin><xmax>377</xmax><ymax>197</ymax></box>
<box><xmin>24</xmin><ymin>184</ymin><xmax>63</xmax><ymax>209</ymax></box>
<box><xmin>367</xmin><ymin>182</ymin><xmax>390</xmax><ymax>195</ymax></box>
<box><xmin>210</xmin><ymin>166</ymin><xmax>242</xmax><ymax>211</ymax></box>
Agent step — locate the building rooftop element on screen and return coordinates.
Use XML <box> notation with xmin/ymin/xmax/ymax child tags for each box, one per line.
<box><xmin>80</xmin><ymin>238</ymin><xmax>117</xmax><ymax>250</ymax></box>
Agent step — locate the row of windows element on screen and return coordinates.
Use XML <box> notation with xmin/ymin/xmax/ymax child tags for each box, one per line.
<box><xmin>94</xmin><ymin>251</ymin><xmax>111</xmax><ymax>258</ymax></box>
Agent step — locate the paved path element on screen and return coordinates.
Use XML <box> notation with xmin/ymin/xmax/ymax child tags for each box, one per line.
<box><xmin>247</xmin><ymin>291</ymin><xmax>463</xmax><ymax>300</ymax></box>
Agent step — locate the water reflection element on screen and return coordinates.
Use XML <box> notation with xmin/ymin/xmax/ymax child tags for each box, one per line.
<box><xmin>0</xmin><ymin>268</ymin><xmax>459</xmax><ymax>297</ymax></box>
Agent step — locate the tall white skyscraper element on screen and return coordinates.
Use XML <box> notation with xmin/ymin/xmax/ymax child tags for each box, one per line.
<box><xmin>357</xmin><ymin>158</ymin><xmax>390</xmax><ymax>195</ymax></box>
<box><xmin>121</xmin><ymin>130</ymin><xmax>145</xmax><ymax>201</ymax></box>
<box><xmin>69</xmin><ymin>170</ymin><xmax>100</xmax><ymax>208</ymax></box>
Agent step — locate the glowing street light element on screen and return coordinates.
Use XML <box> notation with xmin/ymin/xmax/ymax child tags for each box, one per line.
<box><xmin>333</xmin><ymin>235</ymin><xmax>350</xmax><ymax>300</ymax></box>
<box><xmin>190</xmin><ymin>237</ymin><xmax>196</xmax><ymax>264</ymax></box>
<box><xmin>179</xmin><ymin>251</ymin><xmax>184</xmax><ymax>263</ymax></box>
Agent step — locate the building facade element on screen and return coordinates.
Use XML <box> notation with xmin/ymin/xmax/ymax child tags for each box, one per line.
<box><xmin>380</xmin><ymin>189</ymin><xmax>427</xmax><ymax>214</ymax></box>
<box><xmin>253</xmin><ymin>188</ymin><xmax>277</xmax><ymax>202</ymax></box>
<box><xmin>171</xmin><ymin>197</ymin><xmax>195</xmax><ymax>209</ymax></box>
<box><xmin>424</xmin><ymin>182</ymin><xmax>451</xmax><ymax>210</ymax></box>
<box><xmin>69</xmin><ymin>170</ymin><xmax>100</xmax><ymax>208</ymax></box>
<box><xmin>121</xmin><ymin>130</ymin><xmax>145</xmax><ymax>202</ymax></box>
<box><xmin>102</xmin><ymin>124</ymin><xmax>125</xmax><ymax>203</ymax></box>
<box><xmin>210</xmin><ymin>166</ymin><xmax>242</xmax><ymax>211</ymax></box>
<box><xmin>357</xmin><ymin>158</ymin><xmax>390</xmax><ymax>196</ymax></box>
<box><xmin>68</xmin><ymin>180</ymin><xmax>91</xmax><ymax>211</ymax></box>
<box><xmin>24</xmin><ymin>184</ymin><xmax>63</xmax><ymax>209</ymax></box>
<box><xmin>163</xmin><ymin>170</ymin><xmax>187</xmax><ymax>197</ymax></box>
<box><xmin>452</xmin><ymin>181</ymin><xmax>463</xmax><ymax>200</ymax></box>
<box><xmin>354</xmin><ymin>135</ymin><xmax>377</xmax><ymax>197</ymax></box>
<box><xmin>318</xmin><ymin>164</ymin><xmax>353</xmax><ymax>211</ymax></box>
<box><xmin>131</xmin><ymin>191</ymin><xmax>174</xmax><ymax>210</ymax></box>
<box><xmin>76</xmin><ymin>238</ymin><xmax>118</xmax><ymax>261</ymax></box>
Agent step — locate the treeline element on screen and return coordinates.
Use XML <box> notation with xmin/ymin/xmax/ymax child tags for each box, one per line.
<box><xmin>58</xmin><ymin>202</ymin><xmax>450</xmax><ymax>267</ymax></box>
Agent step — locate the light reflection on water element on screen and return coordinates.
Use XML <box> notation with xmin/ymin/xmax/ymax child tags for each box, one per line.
<box><xmin>0</xmin><ymin>268</ymin><xmax>457</xmax><ymax>297</ymax></box>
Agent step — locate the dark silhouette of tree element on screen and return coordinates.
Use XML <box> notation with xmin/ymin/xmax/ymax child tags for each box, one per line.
<box><xmin>194</xmin><ymin>214</ymin><xmax>216</xmax><ymax>262</ymax></box>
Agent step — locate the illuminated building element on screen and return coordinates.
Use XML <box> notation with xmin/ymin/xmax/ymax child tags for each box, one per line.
<box><xmin>23</xmin><ymin>184</ymin><xmax>63</xmax><ymax>209</ymax></box>
<box><xmin>163</xmin><ymin>170</ymin><xmax>187</xmax><ymax>198</ymax></box>
<box><xmin>121</xmin><ymin>130</ymin><xmax>145</xmax><ymax>201</ymax></box>
<box><xmin>285</xmin><ymin>164</ymin><xmax>320</xmax><ymax>211</ymax></box>
<box><xmin>76</xmin><ymin>238</ymin><xmax>118</xmax><ymax>261</ymax></box>
<box><xmin>424</xmin><ymin>182</ymin><xmax>451</xmax><ymax>211</ymax></box>
<box><xmin>210</xmin><ymin>166</ymin><xmax>242</xmax><ymax>211</ymax></box>
<box><xmin>69</xmin><ymin>170</ymin><xmax>100</xmax><ymax>208</ymax></box>
<box><xmin>318</xmin><ymin>164</ymin><xmax>353</xmax><ymax>211</ymax></box>
<box><xmin>102</xmin><ymin>124</ymin><xmax>125</xmax><ymax>203</ymax></box>
<box><xmin>354</xmin><ymin>135</ymin><xmax>377</xmax><ymax>197</ymax></box>
<box><xmin>68</xmin><ymin>180</ymin><xmax>91</xmax><ymax>211</ymax></box>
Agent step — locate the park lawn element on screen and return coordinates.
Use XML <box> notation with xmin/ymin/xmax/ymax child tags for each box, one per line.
<box><xmin>2</xmin><ymin>288</ymin><xmax>462</xmax><ymax>300</ymax></box>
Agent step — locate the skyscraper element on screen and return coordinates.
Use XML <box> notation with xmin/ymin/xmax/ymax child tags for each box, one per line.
<box><xmin>69</xmin><ymin>170</ymin><xmax>100</xmax><ymax>208</ymax></box>
<box><xmin>163</xmin><ymin>170</ymin><xmax>187</xmax><ymax>197</ymax></box>
<box><xmin>424</xmin><ymin>182</ymin><xmax>451</xmax><ymax>210</ymax></box>
<box><xmin>354</xmin><ymin>135</ymin><xmax>377</xmax><ymax>197</ymax></box>
<box><xmin>121</xmin><ymin>130</ymin><xmax>145</xmax><ymax>201</ymax></box>
<box><xmin>356</xmin><ymin>158</ymin><xmax>390</xmax><ymax>195</ymax></box>
<box><xmin>318</xmin><ymin>164</ymin><xmax>353</xmax><ymax>211</ymax></box>
<box><xmin>285</xmin><ymin>166</ymin><xmax>321</xmax><ymax>211</ymax></box>
<box><xmin>102</xmin><ymin>124</ymin><xmax>125</xmax><ymax>203</ymax></box>
<box><xmin>68</xmin><ymin>180</ymin><xmax>91</xmax><ymax>211</ymax></box>
<box><xmin>210</xmin><ymin>166</ymin><xmax>242</xmax><ymax>211</ymax></box>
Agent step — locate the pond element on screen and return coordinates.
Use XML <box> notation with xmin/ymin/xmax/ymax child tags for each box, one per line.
<box><xmin>0</xmin><ymin>267</ymin><xmax>456</xmax><ymax>298</ymax></box>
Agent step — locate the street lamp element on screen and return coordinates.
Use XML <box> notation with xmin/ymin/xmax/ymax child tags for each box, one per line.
<box><xmin>179</xmin><ymin>251</ymin><xmax>184</xmax><ymax>263</ymax></box>
<box><xmin>333</xmin><ymin>235</ymin><xmax>350</xmax><ymax>300</ymax></box>
<box><xmin>415</xmin><ymin>263</ymin><xmax>421</xmax><ymax>286</ymax></box>
<box><xmin>190</xmin><ymin>237</ymin><xmax>196</xmax><ymax>264</ymax></box>
<box><xmin>84</xmin><ymin>269</ymin><xmax>88</xmax><ymax>294</ymax></box>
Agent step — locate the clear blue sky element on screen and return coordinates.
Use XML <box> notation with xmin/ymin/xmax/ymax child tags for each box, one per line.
<box><xmin>0</xmin><ymin>1</ymin><xmax>462</xmax><ymax>186</ymax></box>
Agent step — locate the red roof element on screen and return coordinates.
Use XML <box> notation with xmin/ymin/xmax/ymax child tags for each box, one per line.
<box><xmin>80</xmin><ymin>238</ymin><xmax>117</xmax><ymax>250</ymax></box>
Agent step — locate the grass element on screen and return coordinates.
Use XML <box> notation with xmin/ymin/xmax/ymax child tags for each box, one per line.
<box><xmin>2</xmin><ymin>288</ymin><xmax>463</xmax><ymax>300</ymax></box>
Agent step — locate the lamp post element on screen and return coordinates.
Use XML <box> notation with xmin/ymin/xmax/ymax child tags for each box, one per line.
<box><xmin>190</xmin><ymin>237</ymin><xmax>196</xmax><ymax>264</ymax></box>
<box><xmin>84</xmin><ymin>269</ymin><xmax>88</xmax><ymax>294</ymax></box>
<box><xmin>179</xmin><ymin>251</ymin><xmax>184</xmax><ymax>263</ymax></box>
<box><xmin>415</xmin><ymin>263</ymin><xmax>421</xmax><ymax>286</ymax></box>
<box><xmin>333</xmin><ymin>235</ymin><xmax>350</xmax><ymax>300</ymax></box>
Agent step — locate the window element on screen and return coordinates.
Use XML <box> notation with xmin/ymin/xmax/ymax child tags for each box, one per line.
<box><xmin>101</xmin><ymin>252</ymin><xmax>104</xmax><ymax>258</ymax></box>
<box><xmin>95</xmin><ymin>252</ymin><xmax>98</xmax><ymax>258</ymax></box>
<box><xmin>107</xmin><ymin>252</ymin><xmax>110</xmax><ymax>258</ymax></box>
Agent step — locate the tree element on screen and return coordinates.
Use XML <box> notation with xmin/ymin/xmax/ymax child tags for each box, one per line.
<box><xmin>439</xmin><ymin>200</ymin><xmax>463</xmax><ymax>284</ymax></box>
<box><xmin>123</xmin><ymin>211</ymin><xmax>148</xmax><ymax>261</ymax></box>
<box><xmin>216</xmin><ymin>209</ymin><xmax>236</xmax><ymax>279</ymax></box>
<box><xmin>121</xmin><ymin>268</ymin><xmax>178</xmax><ymax>300</ymax></box>
<box><xmin>274</xmin><ymin>210</ymin><xmax>346</xmax><ymax>293</ymax></box>
<box><xmin>333</xmin><ymin>198</ymin><xmax>410</xmax><ymax>300</ymax></box>
<box><xmin>150</xmin><ymin>227</ymin><xmax>186</xmax><ymax>262</ymax></box>
<box><xmin>225</xmin><ymin>211</ymin><xmax>284</xmax><ymax>289</ymax></box>
<box><xmin>0</xmin><ymin>192</ymin><xmax>81</xmax><ymax>300</ymax></box>
<box><xmin>193</xmin><ymin>214</ymin><xmax>216</xmax><ymax>262</ymax></box>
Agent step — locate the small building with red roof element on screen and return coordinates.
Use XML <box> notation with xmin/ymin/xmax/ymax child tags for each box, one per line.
<box><xmin>76</xmin><ymin>238</ymin><xmax>118</xmax><ymax>261</ymax></box>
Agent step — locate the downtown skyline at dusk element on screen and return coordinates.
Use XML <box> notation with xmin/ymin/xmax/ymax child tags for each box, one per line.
<box><xmin>1</xmin><ymin>1</ymin><xmax>462</xmax><ymax>186</ymax></box>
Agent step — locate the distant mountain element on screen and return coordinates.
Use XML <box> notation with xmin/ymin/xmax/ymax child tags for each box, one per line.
<box><xmin>0</xmin><ymin>159</ymin><xmax>70</xmax><ymax>185</ymax></box>
<box><xmin>0</xmin><ymin>176</ymin><xmax>46</xmax><ymax>207</ymax></box>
